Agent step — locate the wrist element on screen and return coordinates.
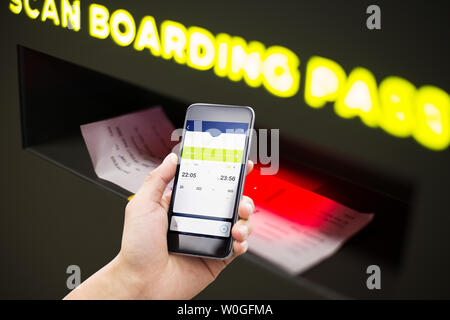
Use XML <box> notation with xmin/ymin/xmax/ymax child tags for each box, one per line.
<box><xmin>63</xmin><ymin>254</ymin><xmax>146</xmax><ymax>300</ymax></box>
<box><xmin>109</xmin><ymin>254</ymin><xmax>149</xmax><ymax>299</ymax></box>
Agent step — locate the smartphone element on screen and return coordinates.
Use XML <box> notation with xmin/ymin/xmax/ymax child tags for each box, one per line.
<box><xmin>167</xmin><ymin>103</ymin><xmax>255</xmax><ymax>259</ymax></box>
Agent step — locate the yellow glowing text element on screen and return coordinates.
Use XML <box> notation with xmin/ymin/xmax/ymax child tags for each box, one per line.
<box><xmin>89</xmin><ymin>3</ymin><xmax>109</xmax><ymax>39</ymax></box>
<box><xmin>413</xmin><ymin>86</ymin><xmax>450</xmax><ymax>150</ymax></box>
<box><xmin>161</xmin><ymin>20</ymin><xmax>188</xmax><ymax>64</ymax></box>
<box><xmin>133</xmin><ymin>16</ymin><xmax>161</xmax><ymax>56</ymax></box>
<box><xmin>8</xmin><ymin>2</ymin><xmax>450</xmax><ymax>151</ymax></box>
<box><xmin>378</xmin><ymin>77</ymin><xmax>416</xmax><ymax>137</ymax></box>
<box><xmin>24</xmin><ymin>0</ymin><xmax>40</xmax><ymax>19</ymax></box>
<box><xmin>187</xmin><ymin>27</ymin><xmax>216</xmax><ymax>71</ymax></box>
<box><xmin>335</xmin><ymin>67</ymin><xmax>380</xmax><ymax>128</ymax></box>
<box><xmin>110</xmin><ymin>9</ymin><xmax>136</xmax><ymax>47</ymax></box>
<box><xmin>9</xmin><ymin>0</ymin><xmax>22</xmax><ymax>15</ymax></box>
<box><xmin>61</xmin><ymin>0</ymin><xmax>80</xmax><ymax>31</ymax></box>
<box><xmin>41</xmin><ymin>0</ymin><xmax>60</xmax><ymax>26</ymax></box>
<box><xmin>304</xmin><ymin>56</ymin><xmax>346</xmax><ymax>108</ymax></box>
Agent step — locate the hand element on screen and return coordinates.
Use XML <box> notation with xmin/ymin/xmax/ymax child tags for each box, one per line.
<box><xmin>64</xmin><ymin>153</ymin><xmax>255</xmax><ymax>300</ymax></box>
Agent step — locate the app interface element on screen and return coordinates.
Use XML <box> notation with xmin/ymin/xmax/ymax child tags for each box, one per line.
<box><xmin>170</xmin><ymin>120</ymin><xmax>249</xmax><ymax>238</ymax></box>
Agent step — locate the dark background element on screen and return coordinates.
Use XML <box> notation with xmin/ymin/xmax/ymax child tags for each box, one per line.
<box><xmin>0</xmin><ymin>0</ymin><xmax>449</xmax><ymax>299</ymax></box>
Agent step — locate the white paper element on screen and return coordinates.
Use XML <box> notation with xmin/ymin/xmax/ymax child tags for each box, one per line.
<box><xmin>80</xmin><ymin>106</ymin><xmax>176</xmax><ymax>193</ymax></box>
<box><xmin>248</xmin><ymin>184</ymin><xmax>374</xmax><ymax>275</ymax></box>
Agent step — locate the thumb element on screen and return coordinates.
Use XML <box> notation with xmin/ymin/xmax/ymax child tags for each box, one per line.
<box><xmin>136</xmin><ymin>152</ymin><xmax>178</xmax><ymax>203</ymax></box>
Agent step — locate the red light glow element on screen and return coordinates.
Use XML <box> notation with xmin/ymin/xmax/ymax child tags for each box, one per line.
<box><xmin>244</xmin><ymin>167</ymin><xmax>344</xmax><ymax>228</ymax></box>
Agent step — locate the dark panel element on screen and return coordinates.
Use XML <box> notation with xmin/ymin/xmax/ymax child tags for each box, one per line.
<box><xmin>0</xmin><ymin>0</ymin><xmax>449</xmax><ymax>299</ymax></box>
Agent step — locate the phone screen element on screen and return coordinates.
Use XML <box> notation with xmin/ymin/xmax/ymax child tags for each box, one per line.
<box><xmin>169</xmin><ymin>119</ymin><xmax>249</xmax><ymax>239</ymax></box>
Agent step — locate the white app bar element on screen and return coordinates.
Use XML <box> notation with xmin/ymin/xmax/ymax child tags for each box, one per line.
<box><xmin>170</xmin><ymin>216</ymin><xmax>232</xmax><ymax>238</ymax></box>
<box><xmin>183</xmin><ymin>131</ymin><xmax>246</xmax><ymax>150</ymax></box>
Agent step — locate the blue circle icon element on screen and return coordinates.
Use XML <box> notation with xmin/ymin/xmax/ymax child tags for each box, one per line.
<box><xmin>220</xmin><ymin>224</ymin><xmax>228</xmax><ymax>234</ymax></box>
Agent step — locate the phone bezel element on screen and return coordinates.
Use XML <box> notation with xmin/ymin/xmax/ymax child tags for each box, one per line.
<box><xmin>167</xmin><ymin>103</ymin><xmax>255</xmax><ymax>259</ymax></box>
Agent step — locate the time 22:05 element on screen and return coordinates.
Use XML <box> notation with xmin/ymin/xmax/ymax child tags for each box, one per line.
<box><xmin>181</xmin><ymin>172</ymin><xmax>197</xmax><ymax>178</ymax></box>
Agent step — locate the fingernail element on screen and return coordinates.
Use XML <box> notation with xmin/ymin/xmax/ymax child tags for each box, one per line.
<box><xmin>241</xmin><ymin>240</ymin><xmax>248</xmax><ymax>252</ymax></box>
<box><xmin>164</xmin><ymin>152</ymin><xmax>177</xmax><ymax>164</ymax></box>
<box><xmin>238</xmin><ymin>225</ymin><xmax>249</xmax><ymax>238</ymax></box>
<box><xmin>246</xmin><ymin>202</ymin><xmax>254</xmax><ymax>215</ymax></box>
